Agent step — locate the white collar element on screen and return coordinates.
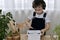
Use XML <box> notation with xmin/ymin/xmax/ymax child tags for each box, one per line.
<box><xmin>36</xmin><ymin>12</ymin><xmax>45</xmax><ymax>16</ymax></box>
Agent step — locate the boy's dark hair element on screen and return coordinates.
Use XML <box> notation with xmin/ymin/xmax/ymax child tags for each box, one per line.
<box><xmin>32</xmin><ymin>0</ymin><xmax>46</xmax><ymax>10</ymax></box>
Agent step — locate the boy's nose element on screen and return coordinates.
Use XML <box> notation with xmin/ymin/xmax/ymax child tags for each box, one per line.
<box><xmin>35</xmin><ymin>8</ymin><xmax>42</xmax><ymax>11</ymax></box>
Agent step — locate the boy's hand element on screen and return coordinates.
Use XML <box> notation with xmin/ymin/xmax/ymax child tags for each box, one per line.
<box><xmin>40</xmin><ymin>29</ymin><xmax>45</xmax><ymax>36</ymax></box>
<box><xmin>29</xmin><ymin>26</ymin><xmax>33</xmax><ymax>29</ymax></box>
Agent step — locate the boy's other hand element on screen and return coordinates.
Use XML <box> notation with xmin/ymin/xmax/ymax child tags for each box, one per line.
<box><xmin>40</xmin><ymin>29</ymin><xmax>45</xmax><ymax>36</ymax></box>
<box><xmin>29</xmin><ymin>26</ymin><xmax>33</xmax><ymax>29</ymax></box>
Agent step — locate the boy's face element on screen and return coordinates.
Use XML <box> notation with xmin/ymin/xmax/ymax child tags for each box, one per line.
<box><xmin>34</xmin><ymin>6</ymin><xmax>43</xmax><ymax>14</ymax></box>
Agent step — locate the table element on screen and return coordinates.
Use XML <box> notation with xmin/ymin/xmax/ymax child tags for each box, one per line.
<box><xmin>20</xmin><ymin>34</ymin><xmax>58</xmax><ymax>40</ymax></box>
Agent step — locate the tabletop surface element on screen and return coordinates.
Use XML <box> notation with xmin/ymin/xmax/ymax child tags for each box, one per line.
<box><xmin>20</xmin><ymin>34</ymin><xmax>58</xmax><ymax>40</ymax></box>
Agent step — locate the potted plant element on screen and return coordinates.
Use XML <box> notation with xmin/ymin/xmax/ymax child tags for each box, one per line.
<box><xmin>53</xmin><ymin>25</ymin><xmax>60</xmax><ymax>40</ymax></box>
<box><xmin>0</xmin><ymin>10</ymin><xmax>15</xmax><ymax>40</ymax></box>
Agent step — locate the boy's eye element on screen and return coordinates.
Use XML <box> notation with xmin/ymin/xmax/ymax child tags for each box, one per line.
<box><xmin>38</xmin><ymin>6</ymin><xmax>41</xmax><ymax>8</ymax></box>
<box><xmin>38</xmin><ymin>6</ymin><xmax>42</xmax><ymax>8</ymax></box>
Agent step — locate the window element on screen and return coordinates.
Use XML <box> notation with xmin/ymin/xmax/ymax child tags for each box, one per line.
<box><xmin>15</xmin><ymin>0</ymin><xmax>34</xmax><ymax>10</ymax></box>
<box><xmin>44</xmin><ymin>0</ymin><xmax>54</xmax><ymax>11</ymax></box>
<box><xmin>0</xmin><ymin>0</ymin><xmax>54</xmax><ymax>11</ymax></box>
<box><xmin>15</xmin><ymin>0</ymin><xmax>54</xmax><ymax>11</ymax></box>
<box><xmin>0</xmin><ymin>0</ymin><xmax>4</xmax><ymax>9</ymax></box>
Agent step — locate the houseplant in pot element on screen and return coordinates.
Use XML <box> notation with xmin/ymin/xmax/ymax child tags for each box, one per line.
<box><xmin>0</xmin><ymin>10</ymin><xmax>6</xmax><ymax>40</ymax></box>
<box><xmin>0</xmin><ymin>10</ymin><xmax>15</xmax><ymax>40</ymax></box>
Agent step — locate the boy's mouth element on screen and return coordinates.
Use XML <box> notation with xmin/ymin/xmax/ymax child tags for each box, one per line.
<box><xmin>36</xmin><ymin>11</ymin><xmax>43</xmax><ymax>12</ymax></box>
<box><xmin>36</xmin><ymin>11</ymin><xmax>43</xmax><ymax>14</ymax></box>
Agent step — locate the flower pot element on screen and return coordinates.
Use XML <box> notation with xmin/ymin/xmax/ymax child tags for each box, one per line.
<box><xmin>12</xmin><ymin>33</ymin><xmax>20</xmax><ymax>40</ymax></box>
<box><xmin>12</xmin><ymin>35</ymin><xmax>20</xmax><ymax>40</ymax></box>
<box><xmin>6</xmin><ymin>36</ymin><xmax>12</xmax><ymax>40</ymax></box>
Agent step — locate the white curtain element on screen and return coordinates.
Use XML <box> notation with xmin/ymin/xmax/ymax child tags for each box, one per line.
<box><xmin>1</xmin><ymin>0</ymin><xmax>54</xmax><ymax>11</ymax></box>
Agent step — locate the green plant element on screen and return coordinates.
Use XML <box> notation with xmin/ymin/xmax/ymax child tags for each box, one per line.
<box><xmin>53</xmin><ymin>25</ymin><xmax>60</xmax><ymax>40</ymax></box>
<box><xmin>0</xmin><ymin>10</ymin><xmax>14</xmax><ymax>40</ymax></box>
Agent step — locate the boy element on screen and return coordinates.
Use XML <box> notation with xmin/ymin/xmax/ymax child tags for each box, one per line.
<box><xmin>25</xmin><ymin>0</ymin><xmax>50</xmax><ymax>40</ymax></box>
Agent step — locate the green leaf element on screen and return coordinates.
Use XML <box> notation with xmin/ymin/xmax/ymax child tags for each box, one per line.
<box><xmin>0</xmin><ymin>11</ymin><xmax>15</xmax><ymax>39</ymax></box>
